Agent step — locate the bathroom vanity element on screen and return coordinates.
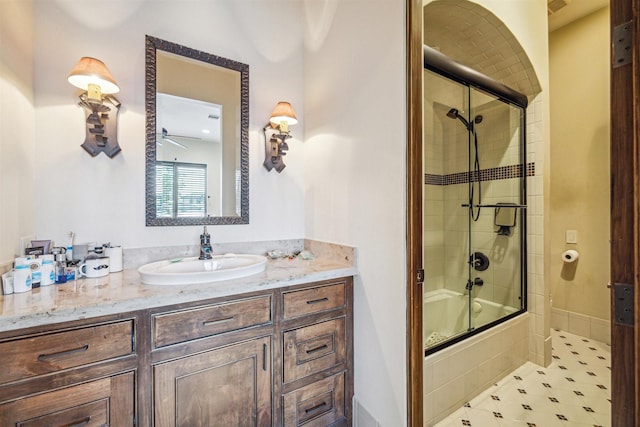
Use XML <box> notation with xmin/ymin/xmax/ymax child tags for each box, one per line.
<box><xmin>0</xmin><ymin>256</ymin><xmax>355</xmax><ymax>426</ymax></box>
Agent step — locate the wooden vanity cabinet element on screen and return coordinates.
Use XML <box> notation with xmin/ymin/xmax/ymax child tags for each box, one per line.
<box><xmin>149</xmin><ymin>277</ymin><xmax>353</xmax><ymax>427</ymax></box>
<box><xmin>0</xmin><ymin>315</ymin><xmax>138</xmax><ymax>427</ymax></box>
<box><xmin>0</xmin><ymin>276</ymin><xmax>353</xmax><ymax>427</ymax></box>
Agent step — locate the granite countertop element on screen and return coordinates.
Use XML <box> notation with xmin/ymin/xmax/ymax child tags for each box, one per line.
<box><xmin>0</xmin><ymin>254</ymin><xmax>357</xmax><ymax>334</ymax></box>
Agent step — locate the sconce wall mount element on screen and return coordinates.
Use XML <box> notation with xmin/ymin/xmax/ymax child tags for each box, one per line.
<box><xmin>264</xmin><ymin>102</ymin><xmax>297</xmax><ymax>173</ymax></box>
<box><xmin>68</xmin><ymin>57</ymin><xmax>122</xmax><ymax>158</ymax></box>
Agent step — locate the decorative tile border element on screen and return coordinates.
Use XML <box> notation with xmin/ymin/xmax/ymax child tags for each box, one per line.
<box><xmin>425</xmin><ymin>162</ymin><xmax>535</xmax><ymax>185</ymax></box>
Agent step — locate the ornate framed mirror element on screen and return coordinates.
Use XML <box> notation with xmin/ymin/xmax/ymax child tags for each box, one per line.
<box><xmin>145</xmin><ymin>35</ymin><xmax>249</xmax><ymax>226</ymax></box>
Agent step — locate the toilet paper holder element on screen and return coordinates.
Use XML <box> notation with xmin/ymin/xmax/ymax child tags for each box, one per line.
<box><xmin>561</xmin><ymin>249</ymin><xmax>579</xmax><ymax>263</ymax></box>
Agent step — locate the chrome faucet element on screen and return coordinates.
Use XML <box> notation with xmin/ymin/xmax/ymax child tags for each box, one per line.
<box><xmin>198</xmin><ymin>226</ymin><xmax>213</xmax><ymax>260</ymax></box>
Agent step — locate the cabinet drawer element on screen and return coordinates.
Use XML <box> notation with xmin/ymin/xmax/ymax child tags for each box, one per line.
<box><xmin>0</xmin><ymin>321</ymin><xmax>134</xmax><ymax>384</ymax></box>
<box><xmin>283</xmin><ymin>318</ymin><xmax>346</xmax><ymax>383</ymax></box>
<box><xmin>153</xmin><ymin>295</ymin><xmax>272</xmax><ymax>348</ymax></box>
<box><xmin>283</xmin><ymin>372</ymin><xmax>346</xmax><ymax>427</ymax></box>
<box><xmin>282</xmin><ymin>283</ymin><xmax>345</xmax><ymax>320</ymax></box>
<box><xmin>15</xmin><ymin>399</ymin><xmax>108</xmax><ymax>427</ymax></box>
<box><xmin>0</xmin><ymin>372</ymin><xmax>134</xmax><ymax>427</ymax></box>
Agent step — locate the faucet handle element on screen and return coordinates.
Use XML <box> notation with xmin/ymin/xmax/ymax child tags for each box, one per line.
<box><xmin>200</xmin><ymin>226</ymin><xmax>211</xmax><ymax>243</ymax></box>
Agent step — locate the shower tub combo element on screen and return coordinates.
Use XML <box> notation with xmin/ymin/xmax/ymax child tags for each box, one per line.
<box><xmin>422</xmin><ymin>45</ymin><xmax>530</xmax><ymax>423</ymax></box>
<box><xmin>422</xmin><ymin>44</ymin><xmax>528</xmax><ymax>354</ymax></box>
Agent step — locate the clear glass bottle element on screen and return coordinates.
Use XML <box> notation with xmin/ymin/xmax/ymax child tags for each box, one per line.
<box><xmin>54</xmin><ymin>252</ymin><xmax>67</xmax><ymax>284</ymax></box>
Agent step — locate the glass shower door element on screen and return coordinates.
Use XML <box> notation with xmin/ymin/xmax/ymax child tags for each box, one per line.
<box><xmin>423</xmin><ymin>67</ymin><xmax>527</xmax><ymax>353</ymax></box>
<box><xmin>466</xmin><ymin>87</ymin><xmax>526</xmax><ymax>331</ymax></box>
<box><xmin>423</xmin><ymin>69</ymin><xmax>473</xmax><ymax>347</ymax></box>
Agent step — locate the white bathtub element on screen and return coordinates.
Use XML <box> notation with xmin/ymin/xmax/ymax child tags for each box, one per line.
<box><xmin>424</xmin><ymin>288</ymin><xmax>518</xmax><ymax>347</ymax></box>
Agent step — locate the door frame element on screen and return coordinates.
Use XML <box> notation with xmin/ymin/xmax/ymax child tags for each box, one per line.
<box><xmin>408</xmin><ymin>1</ymin><xmax>640</xmax><ymax>426</ymax></box>
<box><xmin>610</xmin><ymin>0</ymin><xmax>639</xmax><ymax>425</ymax></box>
<box><xmin>406</xmin><ymin>0</ymin><xmax>423</xmax><ymax>426</ymax></box>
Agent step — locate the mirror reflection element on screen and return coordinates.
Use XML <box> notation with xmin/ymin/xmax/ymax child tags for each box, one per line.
<box><xmin>145</xmin><ymin>36</ymin><xmax>249</xmax><ymax>226</ymax></box>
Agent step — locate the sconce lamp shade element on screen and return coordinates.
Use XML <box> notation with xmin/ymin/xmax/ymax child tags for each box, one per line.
<box><xmin>269</xmin><ymin>102</ymin><xmax>298</xmax><ymax>127</ymax></box>
<box><xmin>68</xmin><ymin>57</ymin><xmax>120</xmax><ymax>94</ymax></box>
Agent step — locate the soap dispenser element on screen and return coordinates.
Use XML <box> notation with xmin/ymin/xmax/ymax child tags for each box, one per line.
<box><xmin>199</xmin><ymin>226</ymin><xmax>213</xmax><ymax>260</ymax></box>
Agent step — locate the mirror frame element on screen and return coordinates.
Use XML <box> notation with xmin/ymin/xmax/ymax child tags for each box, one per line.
<box><xmin>145</xmin><ymin>35</ymin><xmax>249</xmax><ymax>226</ymax></box>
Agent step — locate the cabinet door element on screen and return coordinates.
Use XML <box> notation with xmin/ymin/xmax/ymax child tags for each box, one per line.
<box><xmin>154</xmin><ymin>336</ymin><xmax>272</xmax><ymax>427</ymax></box>
<box><xmin>0</xmin><ymin>372</ymin><xmax>134</xmax><ymax>427</ymax></box>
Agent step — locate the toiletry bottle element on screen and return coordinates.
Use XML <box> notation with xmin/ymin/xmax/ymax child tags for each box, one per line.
<box><xmin>13</xmin><ymin>263</ymin><xmax>32</xmax><ymax>293</ymax></box>
<box><xmin>54</xmin><ymin>251</ymin><xmax>67</xmax><ymax>284</ymax></box>
<box><xmin>66</xmin><ymin>231</ymin><xmax>75</xmax><ymax>262</ymax></box>
<box><xmin>40</xmin><ymin>255</ymin><xmax>55</xmax><ymax>286</ymax></box>
<box><xmin>29</xmin><ymin>258</ymin><xmax>42</xmax><ymax>288</ymax></box>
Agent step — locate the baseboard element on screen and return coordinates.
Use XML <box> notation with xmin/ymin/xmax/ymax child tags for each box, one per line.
<box><xmin>353</xmin><ymin>396</ymin><xmax>381</xmax><ymax>427</ymax></box>
<box><xmin>550</xmin><ymin>307</ymin><xmax>610</xmax><ymax>345</ymax></box>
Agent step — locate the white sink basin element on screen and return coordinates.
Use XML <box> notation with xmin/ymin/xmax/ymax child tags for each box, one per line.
<box><xmin>138</xmin><ymin>254</ymin><xmax>267</xmax><ymax>285</ymax></box>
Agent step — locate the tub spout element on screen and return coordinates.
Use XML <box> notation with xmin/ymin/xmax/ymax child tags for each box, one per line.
<box><xmin>466</xmin><ymin>277</ymin><xmax>484</xmax><ymax>290</ymax></box>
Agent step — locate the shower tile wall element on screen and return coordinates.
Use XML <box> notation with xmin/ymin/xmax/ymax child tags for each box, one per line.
<box><xmin>526</xmin><ymin>96</ymin><xmax>549</xmax><ymax>367</ymax></box>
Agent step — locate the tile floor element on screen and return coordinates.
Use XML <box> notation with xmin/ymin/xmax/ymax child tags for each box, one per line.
<box><xmin>435</xmin><ymin>329</ymin><xmax>611</xmax><ymax>426</ymax></box>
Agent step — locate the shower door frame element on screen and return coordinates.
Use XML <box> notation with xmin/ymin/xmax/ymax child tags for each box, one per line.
<box><xmin>422</xmin><ymin>46</ymin><xmax>529</xmax><ymax>355</ymax></box>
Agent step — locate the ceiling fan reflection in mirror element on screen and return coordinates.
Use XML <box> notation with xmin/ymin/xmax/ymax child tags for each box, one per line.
<box><xmin>157</xmin><ymin>127</ymin><xmax>202</xmax><ymax>149</ymax></box>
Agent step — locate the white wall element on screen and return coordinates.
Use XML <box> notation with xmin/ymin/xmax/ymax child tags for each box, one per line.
<box><xmin>549</xmin><ymin>7</ymin><xmax>610</xmax><ymax>322</ymax></box>
<box><xmin>302</xmin><ymin>0</ymin><xmax>407</xmax><ymax>425</ymax></box>
<box><xmin>32</xmin><ymin>1</ymin><xmax>306</xmax><ymax>249</ymax></box>
<box><xmin>0</xmin><ymin>0</ymin><xmax>36</xmax><ymax>268</ymax></box>
<box><xmin>26</xmin><ymin>2</ymin><xmax>409</xmax><ymax>425</ymax></box>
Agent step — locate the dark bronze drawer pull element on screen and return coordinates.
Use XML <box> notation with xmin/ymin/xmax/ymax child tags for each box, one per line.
<box><xmin>37</xmin><ymin>344</ymin><xmax>89</xmax><ymax>362</ymax></box>
<box><xmin>306</xmin><ymin>297</ymin><xmax>329</xmax><ymax>305</ymax></box>
<box><xmin>304</xmin><ymin>401</ymin><xmax>328</xmax><ymax>414</ymax></box>
<box><xmin>263</xmin><ymin>343</ymin><xmax>268</xmax><ymax>371</ymax></box>
<box><xmin>306</xmin><ymin>344</ymin><xmax>328</xmax><ymax>354</ymax></box>
<box><xmin>64</xmin><ymin>416</ymin><xmax>91</xmax><ymax>427</ymax></box>
<box><xmin>202</xmin><ymin>317</ymin><xmax>234</xmax><ymax>327</ymax></box>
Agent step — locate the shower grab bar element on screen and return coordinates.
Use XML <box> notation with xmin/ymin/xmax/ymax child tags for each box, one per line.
<box><xmin>461</xmin><ymin>203</ymin><xmax>527</xmax><ymax>208</ymax></box>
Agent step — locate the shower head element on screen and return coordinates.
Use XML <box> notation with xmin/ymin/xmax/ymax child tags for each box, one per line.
<box><xmin>446</xmin><ymin>108</ymin><xmax>470</xmax><ymax>130</ymax></box>
<box><xmin>446</xmin><ymin>108</ymin><xmax>483</xmax><ymax>131</ymax></box>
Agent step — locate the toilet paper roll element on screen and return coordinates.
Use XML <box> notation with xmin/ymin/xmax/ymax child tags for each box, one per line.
<box><xmin>562</xmin><ymin>249</ymin><xmax>579</xmax><ymax>263</ymax></box>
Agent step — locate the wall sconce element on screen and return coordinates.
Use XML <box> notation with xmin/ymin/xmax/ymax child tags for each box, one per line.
<box><xmin>68</xmin><ymin>57</ymin><xmax>122</xmax><ymax>158</ymax></box>
<box><xmin>263</xmin><ymin>102</ymin><xmax>297</xmax><ymax>172</ymax></box>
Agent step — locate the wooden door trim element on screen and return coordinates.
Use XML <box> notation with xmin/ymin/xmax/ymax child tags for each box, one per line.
<box><xmin>609</xmin><ymin>0</ymin><xmax>640</xmax><ymax>425</ymax></box>
<box><xmin>406</xmin><ymin>0</ymin><xmax>423</xmax><ymax>425</ymax></box>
